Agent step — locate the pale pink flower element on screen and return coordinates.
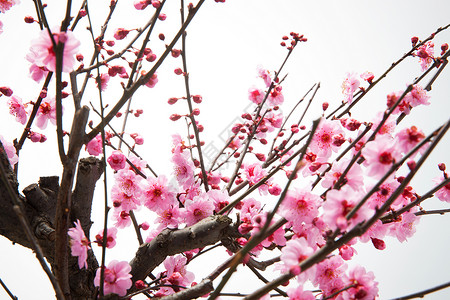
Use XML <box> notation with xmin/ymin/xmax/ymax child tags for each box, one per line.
<box><xmin>85</xmin><ymin>134</ymin><xmax>103</xmax><ymax>156</ymax></box>
<box><xmin>112</xmin><ymin>209</ymin><xmax>132</xmax><ymax>229</ymax></box>
<box><xmin>94</xmin><ymin>227</ymin><xmax>118</xmax><ymax>249</ymax></box>
<box><xmin>366</xmin><ymin>180</ymin><xmax>400</xmax><ymax>210</ymax></box>
<box><xmin>0</xmin><ymin>135</ymin><xmax>18</xmax><ymax>166</ymax></box>
<box><xmin>97</xmin><ymin>73</ymin><xmax>110</xmax><ymax>91</ymax></box>
<box><xmin>207</xmin><ymin>189</ymin><xmax>230</xmax><ymax>212</ymax></box>
<box><xmin>395</xmin><ymin>125</ymin><xmax>425</xmax><ymax>155</ymax></box>
<box><xmin>30</xmin><ymin>27</ymin><xmax>80</xmax><ymax>72</ymax></box>
<box><xmin>360</xmin><ymin>71</ymin><xmax>374</xmax><ymax>83</ymax></box>
<box><xmin>310</xmin><ymin>119</ymin><xmax>345</xmax><ymax>158</ymax></box>
<box><xmin>162</xmin><ymin>255</ymin><xmax>195</xmax><ymax>287</ymax></box>
<box><xmin>323</xmin><ymin>187</ymin><xmax>373</xmax><ymax>231</ymax></box>
<box><xmin>7</xmin><ymin>95</ymin><xmax>28</xmax><ymax>124</ymax></box>
<box><xmin>371</xmin><ymin>111</ymin><xmax>396</xmax><ymax>136</ymax></box>
<box><xmin>36</xmin><ymin>97</ymin><xmax>58</xmax><ymax>129</ymax></box>
<box><xmin>184</xmin><ymin>194</ymin><xmax>215</xmax><ymax>226</ymax></box>
<box><xmin>68</xmin><ymin>220</ymin><xmax>90</xmax><ymax>269</ymax></box>
<box><xmin>313</xmin><ymin>255</ymin><xmax>347</xmax><ymax>288</ymax></box>
<box><xmin>0</xmin><ymin>0</ymin><xmax>19</xmax><ymax>13</ymax></box>
<box><xmin>280</xmin><ymin>237</ymin><xmax>313</xmax><ymax>275</ymax></box>
<box><xmin>433</xmin><ymin>174</ymin><xmax>450</xmax><ymax>203</ymax></box>
<box><xmin>26</xmin><ymin>48</ymin><xmax>49</xmax><ymax>82</ymax></box>
<box><xmin>243</xmin><ymin>163</ymin><xmax>267</xmax><ymax>186</ymax></box>
<box><xmin>0</xmin><ymin>20</ymin><xmax>3</xmax><ymax>34</ymax></box>
<box><xmin>341</xmin><ymin>72</ymin><xmax>360</xmax><ymax>103</ymax></box>
<box><xmin>286</xmin><ymin>285</ymin><xmax>315</xmax><ymax>300</ymax></box>
<box><xmin>404</xmin><ymin>84</ymin><xmax>430</xmax><ymax>107</ymax></box>
<box><xmin>248</xmin><ymin>87</ymin><xmax>264</xmax><ymax>104</ymax></box>
<box><xmin>114</xmin><ymin>169</ymin><xmax>142</xmax><ymax>198</ymax></box>
<box><xmin>341</xmin><ymin>266</ymin><xmax>379</xmax><ymax>300</ymax></box>
<box><xmin>415</xmin><ymin>41</ymin><xmax>434</xmax><ymax>71</ymax></box>
<box><xmin>126</xmin><ymin>152</ymin><xmax>147</xmax><ymax>173</ymax></box>
<box><xmin>155</xmin><ymin>205</ymin><xmax>183</xmax><ymax>229</ymax></box>
<box><xmin>267</xmin><ymin>85</ymin><xmax>284</xmax><ymax>106</ymax></box>
<box><xmin>250</xmin><ymin>213</ymin><xmax>286</xmax><ymax>247</ymax></box>
<box><xmin>279</xmin><ymin>188</ymin><xmax>320</xmax><ymax>227</ymax></box>
<box><xmin>359</xmin><ymin>220</ymin><xmax>389</xmax><ymax>245</ymax></box>
<box><xmin>362</xmin><ymin>135</ymin><xmax>401</xmax><ymax>178</ymax></box>
<box><xmin>142</xmin><ymin>175</ymin><xmax>176</xmax><ymax>212</ymax></box>
<box><xmin>321</xmin><ymin>159</ymin><xmax>364</xmax><ymax>191</ymax></box>
<box><xmin>387</xmin><ymin>211</ymin><xmax>419</xmax><ymax>242</ymax></box>
<box><xmin>257</xmin><ymin>66</ymin><xmax>272</xmax><ymax>87</ymax></box>
<box><xmin>111</xmin><ymin>185</ymin><xmax>141</xmax><ymax>211</ymax></box>
<box><xmin>107</xmin><ymin>150</ymin><xmax>127</xmax><ymax>171</ymax></box>
<box><xmin>172</xmin><ymin>152</ymin><xmax>195</xmax><ymax>189</ymax></box>
<box><xmin>94</xmin><ymin>260</ymin><xmax>132</xmax><ymax>296</ymax></box>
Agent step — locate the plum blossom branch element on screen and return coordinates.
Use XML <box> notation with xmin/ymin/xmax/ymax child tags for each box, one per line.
<box><xmin>390</xmin><ymin>280</ymin><xmax>450</xmax><ymax>300</ymax></box>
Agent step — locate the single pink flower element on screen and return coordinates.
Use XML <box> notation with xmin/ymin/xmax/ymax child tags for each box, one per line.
<box><xmin>415</xmin><ymin>41</ymin><xmax>434</xmax><ymax>71</ymax></box>
<box><xmin>321</xmin><ymin>159</ymin><xmax>364</xmax><ymax>191</ymax></box>
<box><xmin>207</xmin><ymin>189</ymin><xmax>230</xmax><ymax>212</ymax></box>
<box><xmin>339</xmin><ymin>244</ymin><xmax>357</xmax><ymax>261</ymax></box>
<box><xmin>404</xmin><ymin>84</ymin><xmax>430</xmax><ymax>107</ymax></box>
<box><xmin>362</xmin><ymin>135</ymin><xmax>401</xmax><ymax>178</ymax></box>
<box><xmin>0</xmin><ymin>0</ymin><xmax>19</xmax><ymax>13</ymax></box>
<box><xmin>29</xmin><ymin>27</ymin><xmax>80</xmax><ymax>72</ymax></box>
<box><xmin>343</xmin><ymin>266</ymin><xmax>379</xmax><ymax>300</ymax></box>
<box><xmin>142</xmin><ymin>175</ymin><xmax>176</xmax><ymax>213</ymax></box>
<box><xmin>310</xmin><ymin>119</ymin><xmax>345</xmax><ymax>158</ymax></box>
<box><xmin>395</xmin><ymin>125</ymin><xmax>425</xmax><ymax>155</ymax></box>
<box><xmin>280</xmin><ymin>237</ymin><xmax>313</xmax><ymax>273</ymax></box>
<box><xmin>26</xmin><ymin>48</ymin><xmax>49</xmax><ymax>82</ymax></box>
<box><xmin>387</xmin><ymin>211</ymin><xmax>420</xmax><ymax>242</ymax></box>
<box><xmin>243</xmin><ymin>163</ymin><xmax>267</xmax><ymax>186</ymax></box>
<box><xmin>286</xmin><ymin>285</ymin><xmax>315</xmax><ymax>300</ymax></box>
<box><xmin>85</xmin><ymin>134</ymin><xmax>103</xmax><ymax>156</ymax></box>
<box><xmin>267</xmin><ymin>85</ymin><xmax>284</xmax><ymax>106</ymax></box>
<box><xmin>248</xmin><ymin>87</ymin><xmax>264</xmax><ymax>104</ymax></box>
<box><xmin>144</xmin><ymin>72</ymin><xmax>158</xmax><ymax>88</ymax></box>
<box><xmin>257</xmin><ymin>66</ymin><xmax>272</xmax><ymax>87</ymax></box>
<box><xmin>134</xmin><ymin>0</ymin><xmax>152</xmax><ymax>10</ymax></box>
<box><xmin>114</xmin><ymin>169</ymin><xmax>142</xmax><ymax>198</ymax></box>
<box><xmin>107</xmin><ymin>150</ymin><xmax>127</xmax><ymax>171</ymax></box>
<box><xmin>313</xmin><ymin>255</ymin><xmax>347</xmax><ymax>288</ymax></box>
<box><xmin>162</xmin><ymin>255</ymin><xmax>195</xmax><ymax>287</ymax></box>
<box><xmin>94</xmin><ymin>227</ymin><xmax>118</xmax><ymax>249</ymax></box>
<box><xmin>28</xmin><ymin>131</ymin><xmax>47</xmax><ymax>143</ymax></box>
<box><xmin>433</xmin><ymin>174</ymin><xmax>450</xmax><ymax>203</ymax></box>
<box><xmin>112</xmin><ymin>209</ymin><xmax>132</xmax><ymax>229</ymax></box>
<box><xmin>97</xmin><ymin>73</ymin><xmax>110</xmax><ymax>91</ymax></box>
<box><xmin>366</xmin><ymin>180</ymin><xmax>401</xmax><ymax>210</ymax></box>
<box><xmin>279</xmin><ymin>188</ymin><xmax>320</xmax><ymax>227</ymax></box>
<box><xmin>68</xmin><ymin>220</ymin><xmax>90</xmax><ymax>269</ymax></box>
<box><xmin>371</xmin><ymin>111</ymin><xmax>396</xmax><ymax>136</ymax></box>
<box><xmin>360</xmin><ymin>71</ymin><xmax>374</xmax><ymax>84</ymax></box>
<box><xmin>155</xmin><ymin>205</ymin><xmax>183</xmax><ymax>229</ymax></box>
<box><xmin>113</xmin><ymin>28</ymin><xmax>130</xmax><ymax>40</ymax></box>
<box><xmin>341</xmin><ymin>72</ymin><xmax>360</xmax><ymax>103</ymax></box>
<box><xmin>7</xmin><ymin>95</ymin><xmax>28</xmax><ymax>125</ymax></box>
<box><xmin>172</xmin><ymin>152</ymin><xmax>195</xmax><ymax>189</ymax></box>
<box><xmin>94</xmin><ymin>260</ymin><xmax>132</xmax><ymax>296</ymax></box>
<box><xmin>0</xmin><ymin>135</ymin><xmax>18</xmax><ymax>166</ymax></box>
<box><xmin>183</xmin><ymin>194</ymin><xmax>215</xmax><ymax>226</ymax></box>
<box><xmin>36</xmin><ymin>97</ymin><xmax>58</xmax><ymax>129</ymax></box>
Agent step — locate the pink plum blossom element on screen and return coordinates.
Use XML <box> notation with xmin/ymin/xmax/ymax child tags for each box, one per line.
<box><xmin>7</xmin><ymin>95</ymin><xmax>28</xmax><ymax>124</ymax></box>
<box><xmin>248</xmin><ymin>87</ymin><xmax>264</xmax><ymax>104</ymax></box>
<box><xmin>29</xmin><ymin>27</ymin><xmax>80</xmax><ymax>72</ymax></box>
<box><xmin>36</xmin><ymin>97</ymin><xmax>58</xmax><ymax>129</ymax></box>
<box><xmin>85</xmin><ymin>134</ymin><xmax>103</xmax><ymax>156</ymax></box>
<box><xmin>395</xmin><ymin>125</ymin><xmax>425</xmax><ymax>155</ymax></box>
<box><xmin>433</xmin><ymin>174</ymin><xmax>450</xmax><ymax>203</ymax></box>
<box><xmin>310</xmin><ymin>119</ymin><xmax>345</xmax><ymax>158</ymax></box>
<box><xmin>404</xmin><ymin>84</ymin><xmax>430</xmax><ymax>107</ymax></box>
<box><xmin>342</xmin><ymin>266</ymin><xmax>379</xmax><ymax>299</ymax></box>
<box><xmin>26</xmin><ymin>48</ymin><xmax>49</xmax><ymax>82</ymax></box>
<box><xmin>162</xmin><ymin>255</ymin><xmax>195</xmax><ymax>288</ymax></box>
<box><xmin>207</xmin><ymin>189</ymin><xmax>230</xmax><ymax>212</ymax></box>
<box><xmin>366</xmin><ymin>180</ymin><xmax>401</xmax><ymax>210</ymax></box>
<box><xmin>28</xmin><ymin>131</ymin><xmax>47</xmax><ymax>143</ymax></box>
<box><xmin>321</xmin><ymin>159</ymin><xmax>364</xmax><ymax>191</ymax></box>
<box><xmin>279</xmin><ymin>188</ymin><xmax>320</xmax><ymax>227</ymax></box>
<box><xmin>172</xmin><ymin>152</ymin><xmax>195</xmax><ymax>189</ymax></box>
<box><xmin>341</xmin><ymin>72</ymin><xmax>360</xmax><ymax>103</ymax></box>
<box><xmin>371</xmin><ymin>112</ymin><xmax>396</xmax><ymax>136</ymax></box>
<box><xmin>257</xmin><ymin>66</ymin><xmax>272</xmax><ymax>87</ymax></box>
<box><xmin>250</xmin><ymin>213</ymin><xmax>286</xmax><ymax>247</ymax></box>
<box><xmin>94</xmin><ymin>260</ymin><xmax>132</xmax><ymax>296</ymax></box>
<box><xmin>107</xmin><ymin>150</ymin><xmax>127</xmax><ymax>171</ymax></box>
<box><xmin>0</xmin><ymin>135</ymin><xmax>18</xmax><ymax>166</ymax></box>
<box><xmin>0</xmin><ymin>0</ymin><xmax>19</xmax><ymax>13</ymax></box>
<box><xmin>387</xmin><ymin>211</ymin><xmax>420</xmax><ymax>242</ymax></box>
<box><xmin>243</xmin><ymin>163</ymin><xmax>267</xmax><ymax>186</ymax></box>
<box><xmin>415</xmin><ymin>41</ymin><xmax>434</xmax><ymax>71</ymax></box>
<box><xmin>360</xmin><ymin>71</ymin><xmax>374</xmax><ymax>83</ymax></box>
<box><xmin>144</xmin><ymin>72</ymin><xmax>158</xmax><ymax>88</ymax></box>
<box><xmin>142</xmin><ymin>175</ymin><xmax>176</xmax><ymax>212</ymax></box>
<box><xmin>112</xmin><ymin>209</ymin><xmax>132</xmax><ymax>229</ymax></box>
<box><xmin>114</xmin><ymin>169</ymin><xmax>142</xmax><ymax>198</ymax></box>
<box><xmin>155</xmin><ymin>205</ymin><xmax>183</xmax><ymax>229</ymax></box>
<box><xmin>68</xmin><ymin>220</ymin><xmax>90</xmax><ymax>269</ymax></box>
<box><xmin>97</xmin><ymin>73</ymin><xmax>110</xmax><ymax>91</ymax></box>
<box><xmin>94</xmin><ymin>227</ymin><xmax>118</xmax><ymax>249</ymax></box>
<box><xmin>313</xmin><ymin>255</ymin><xmax>347</xmax><ymax>290</ymax></box>
<box><xmin>280</xmin><ymin>237</ymin><xmax>313</xmax><ymax>273</ymax></box>
<box><xmin>111</xmin><ymin>185</ymin><xmax>141</xmax><ymax>212</ymax></box>
<box><xmin>286</xmin><ymin>286</ymin><xmax>315</xmax><ymax>300</ymax></box>
<box><xmin>267</xmin><ymin>85</ymin><xmax>284</xmax><ymax>106</ymax></box>
<box><xmin>362</xmin><ymin>135</ymin><xmax>401</xmax><ymax>178</ymax></box>
<box><xmin>323</xmin><ymin>187</ymin><xmax>373</xmax><ymax>231</ymax></box>
<box><xmin>184</xmin><ymin>194</ymin><xmax>215</xmax><ymax>226</ymax></box>
<box><xmin>134</xmin><ymin>0</ymin><xmax>152</xmax><ymax>10</ymax></box>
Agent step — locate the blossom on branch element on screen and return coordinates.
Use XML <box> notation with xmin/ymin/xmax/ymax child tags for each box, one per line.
<box><xmin>94</xmin><ymin>260</ymin><xmax>132</xmax><ymax>297</ymax></box>
<box><xmin>7</xmin><ymin>95</ymin><xmax>28</xmax><ymax>124</ymax></box>
<box><xmin>68</xmin><ymin>220</ymin><xmax>90</xmax><ymax>269</ymax></box>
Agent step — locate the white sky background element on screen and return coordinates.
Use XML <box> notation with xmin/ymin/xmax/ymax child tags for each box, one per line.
<box><xmin>0</xmin><ymin>0</ymin><xmax>450</xmax><ymax>299</ymax></box>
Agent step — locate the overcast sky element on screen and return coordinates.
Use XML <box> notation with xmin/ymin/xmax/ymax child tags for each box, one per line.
<box><xmin>0</xmin><ymin>0</ymin><xmax>449</xmax><ymax>299</ymax></box>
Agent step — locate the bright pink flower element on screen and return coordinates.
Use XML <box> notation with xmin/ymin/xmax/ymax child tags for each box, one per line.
<box><xmin>404</xmin><ymin>84</ymin><xmax>430</xmax><ymax>107</ymax></box>
<box><xmin>279</xmin><ymin>188</ymin><xmax>320</xmax><ymax>227</ymax></box>
<box><xmin>183</xmin><ymin>194</ymin><xmax>215</xmax><ymax>226</ymax></box>
<box><xmin>111</xmin><ymin>185</ymin><xmax>141</xmax><ymax>211</ymax></box>
<box><xmin>286</xmin><ymin>285</ymin><xmax>315</xmax><ymax>300</ymax></box>
<box><xmin>113</xmin><ymin>28</ymin><xmax>130</xmax><ymax>40</ymax></box>
<box><xmin>94</xmin><ymin>260</ymin><xmax>132</xmax><ymax>297</ymax></box>
<box><xmin>321</xmin><ymin>159</ymin><xmax>364</xmax><ymax>191</ymax></box>
<box><xmin>280</xmin><ymin>237</ymin><xmax>313</xmax><ymax>273</ymax></box>
<box><xmin>142</xmin><ymin>175</ymin><xmax>176</xmax><ymax>212</ymax></box>
<box><xmin>162</xmin><ymin>255</ymin><xmax>195</xmax><ymax>287</ymax></box>
<box><xmin>239</xmin><ymin>197</ymin><xmax>262</xmax><ymax>229</ymax></box>
<box><xmin>310</xmin><ymin>119</ymin><xmax>345</xmax><ymax>158</ymax></box>
<box><xmin>257</xmin><ymin>66</ymin><xmax>272</xmax><ymax>87</ymax></box>
<box><xmin>85</xmin><ymin>134</ymin><xmax>103</xmax><ymax>156</ymax></box>
<box><xmin>0</xmin><ymin>135</ymin><xmax>18</xmax><ymax>166</ymax></box>
<box><xmin>248</xmin><ymin>87</ymin><xmax>264</xmax><ymax>104</ymax></box>
<box><xmin>95</xmin><ymin>227</ymin><xmax>118</xmax><ymax>249</ymax></box>
<box><xmin>112</xmin><ymin>209</ymin><xmax>132</xmax><ymax>228</ymax></box>
<box><xmin>108</xmin><ymin>65</ymin><xmax>127</xmax><ymax>77</ymax></box>
<box><xmin>0</xmin><ymin>0</ymin><xmax>19</xmax><ymax>13</ymax></box>
<box><xmin>134</xmin><ymin>0</ymin><xmax>151</xmax><ymax>10</ymax></box>
<box><xmin>207</xmin><ymin>189</ymin><xmax>230</xmax><ymax>212</ymax></box>
<box><xmin>155</xmin><ymin>205</ymin><xmax>183</xmax><ymax>229</ymax></box>
<box><xmin>36</xmin><ymin>97</ymin><xmax>58</xmax><ymax>129</ymax></box>
<box><xmin>250</xmin><ymin>213</ymin><xmax>286</xmax><ymax>247</ymax></box>
<box><xmin>172</xmin><ymin>152</ymin><xmax>195</xmax><ymax>189</ymax></box>
<box><xmin>433</xmin><ymin>174</ymin><xmax>450</xmax><ymax>203</ymax></box>
<box><xmin>114</xmin><ymin>169</ymin><xmax>142</xmax><ymax>198</ymax></box>
<box><xmin>313</xmin><ymin>255</ymin><xmax>347</xmax><ymax>287</ymax></box>
<box><xmin>366</xmin><ymin>180</ymin><xmax>400</xmax><ymax>210</ymax></box>
<box><xmin>29</xmin><ymin>27</ymin><xmax>80</xmax><ymax>72</ymax></box>
<box><xmin>395</xmin><ymin>125</ymin><xmax>425</xmax><ymax>155</ymax></box>
<box><xmin>339</xmin><ymin>244</ymin><xmax>357</xmax><ymax>261</ymax></box>
<box><xmin>126</xmin><ymin>153</ymin><xmax>147</xmax><ymax>173</ymax></box>
<box><xmin>243</xmin><ymin>163</ymin><xmax>267</xmax><ymax>186</ymax></box>
<box><xmin>323</xmin><ymin>187</ymin><xmax>373</xmax><ymax>231</ymax></box>
<box><xmin>387</xmin><ymin>211</ymin><xmax>420</xmax><ymax>242</ymax></box>
<box><xmin>415</xmin><ymin>41</ymin><xmax>434</xmax><ymax>71</ymax></box>
<box><xmin>360</xmin><ymin>71</ymin><xmax>374</xmax><ymax>84</ymax></box>
<box><xmin>68</xmin><ymin>220</ymin><xmax>90</xmax><ymax>269</ymax></box>
<box><xmin>362</xmin><ymin>135</ymin><xmax>401</xmax><ymax>178</ymax></box>
<box><xmin>267</xmin><ymin>85</ymin><xmax>284</xmax><ymax>106</ymax></box>
<box><xmin>107</xmin><ymin>150</ymin><xmax>127</xmax><ymax>171</ymax></box>
<box><xmin>144</xmin><ymin>72</ymin><xmax>158</xmax><ymax>88</ymax></box>
<box><xmin>342</xmin><ymin>266</ymin><xmax>379</xmax><ymax>300</ymax></box>
<box><xmin>7</xmin><ymin>95</ymin><xmax>28</xmax><ymax>124</ymax></box>
<box><xmin>28</xmin><ymin>131</ymin><xmax>47</xmax><ymax>143</ymax></box>
<box><xmin>341</xmin><ymin>72</ymin><xmax>360</xmax><ymax>103</ymax></box>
